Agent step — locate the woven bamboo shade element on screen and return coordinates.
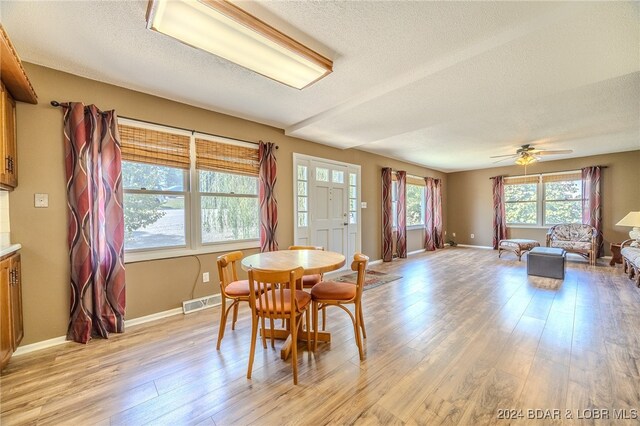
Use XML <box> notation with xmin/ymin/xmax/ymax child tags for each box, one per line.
<box><xmin>119</xmin><ymin>124</ymin><xmax>191</xmax><ymax>169</ymax></box>
<box><xmin>195</xmin><ymin>138</ymin><xmax>259</xmax><ymax>176</ymax></box>
<box><xmin>505</xmin><ymin>175</ymin><xmax>539</xmax><ymax>185</ymax></box>
<box><xmin>542</xmin><ymin>172</ymin><xmax>581</xmax><ymax>183</ymax></box>
<box><xmin>407</xmin><ymin>175</ymin><xmax>426</xmax><ymax>186</ymax></box>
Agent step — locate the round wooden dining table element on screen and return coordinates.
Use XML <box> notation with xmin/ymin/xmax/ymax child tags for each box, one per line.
<box><xmin>241</xmin><ymin>249</ymin><xmax>346</xmax><ymax>274</ymax></box>
<box><xmin>240</xmin><ymin>249</ymin><xmax>346</xmax><ymax>359</ymax></box>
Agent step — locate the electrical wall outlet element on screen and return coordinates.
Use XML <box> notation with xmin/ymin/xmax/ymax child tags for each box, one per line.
<box><xmin>202</xmin><ymin>272</ymin><xmax>210</xmax><ymax>283</ymax></box>
<box><xmin>452</xmin><ymin>232</ymin><xmax>456</xmax><ymax>238</ymax></box>
<box><xmin>471</xmin><ymin>233</ymin><xmax>475</xmax><ymax>239</ymax></box>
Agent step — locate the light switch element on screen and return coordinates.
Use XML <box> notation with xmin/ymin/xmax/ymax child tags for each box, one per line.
<box><xmin>361</xmin><ymin>202</ymin><xmax>367</xmax><ymax>209</ymax></box>
<box><xmin>35</xmin><ymin>193</ymin><xmax>49</xmax><ymax>208</ymax></box>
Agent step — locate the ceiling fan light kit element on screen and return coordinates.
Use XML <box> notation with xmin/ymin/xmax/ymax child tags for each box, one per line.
<box><xmin>515</xmin><ymin>153</ymin><xmax>537</xmax><ymax>165</ymax></box>
<box><xmin>491</xmin><ymin>144</ymin><xmax>574</xmax><ymax>166</ymax></box>
<box><xmin>146</xmin><ymin>0</ymin><xmax>333</xmax><ymax>89</ymax></box>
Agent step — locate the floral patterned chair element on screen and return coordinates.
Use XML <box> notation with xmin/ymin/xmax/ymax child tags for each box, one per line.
<box><xmin>546</xmin><ymin>224</ymin><xmax>598</xmax><ymax>266</ymax></box>
<box><xmin>621</xmin><ymin>239</ymin><xmax>640</xmax><ymax>287</ymax></box>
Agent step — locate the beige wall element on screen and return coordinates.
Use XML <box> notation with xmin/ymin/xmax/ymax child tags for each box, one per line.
<box><xmin>447</xmin><ymin>151</ymin><xmax>640</xmax><ymax>250</ymax></box>
<box><xmin>10</xmin><ymin>64</ymin><xmax>445</xmax><ymax>344</ymax></box>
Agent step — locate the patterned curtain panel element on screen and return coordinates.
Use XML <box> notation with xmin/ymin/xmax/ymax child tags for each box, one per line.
<box><xmin>259</xmin><ymin>141</ymin><xmax>278</xmax><ymax>252</ymax></box>
<box><xmin>62</xmin><ymin>103</ymin><xmax>125</xmax><ymax>344</ymax></box>
<box><xmin>424</xmin><ymin>177</ymin><xmax>444</xmax><ymax>250</ymax></box>
<box><xmin>381</xmin><ymin>167</ymin><xmax>393</xmax><ymax>262</ymax></box>
<box><xmin>582</xmin><ymin>166</ymin><xmax>603</xmax><ymax>257</ymax></box>
<box><xmin>396</xmin><ymin>171</ymin><xmax>407</xmax><ymax>258</ymax></box>
<box><xmin>433</xmin><ymin>179</ymin><xmax>444</xmax><ymax>248</ymax></box>
<box><xmin>491</xmin><ymin>176</ymin><xmax>507</xmax><ymax>250</ymax></box>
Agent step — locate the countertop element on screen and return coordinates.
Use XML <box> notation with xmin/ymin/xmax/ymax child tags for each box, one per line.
<box><xmin>0</xmin><ymin>244</ymin><xmax>21</xmax><ymax>258</ymax></box>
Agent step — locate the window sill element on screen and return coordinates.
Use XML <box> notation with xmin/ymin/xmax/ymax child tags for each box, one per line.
<box><xmin>392</xmin><ymin>225</ymin><xmax>424</xmax><ymax>231</ymax></box>
<box><xmin>125</xmin><ymin>240</ymin><xmax>260</xmax><ymax>263</ymax></box>
<box><xmin>507</xmin><ymin>225</ymin><xmax>550</xmax><ymax>230</ymax></box>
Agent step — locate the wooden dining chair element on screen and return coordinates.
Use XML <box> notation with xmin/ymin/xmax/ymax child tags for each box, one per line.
<box><xmin>246</xmin><ymin>266</ymin><xmax>311</xmax><ymax>385</ymax></box>
<box><xmin>311</xmin><ymin>253</ymin><xmax>369</xmax><ymax>360</ymax></box>
<box><xmin>215</xmin><ymin>250</ymin><xmax>258</xmax><ymax>350</ymax></box>
<box><xmin>288</xmin><ymin>245</ymin><xmax>328</xmax><ymax>330</ymax></box>
<box><xmin>287</xmin><ymin>245</ymin><xmax>325</xmax><ymax>288</ymax></box>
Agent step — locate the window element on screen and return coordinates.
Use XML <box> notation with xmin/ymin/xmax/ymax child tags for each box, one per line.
<box><xmin>391</xmin><ymin>177</ymin><xmax>425</xmax><ymax>228</ymax></box>
<box><xmin>504</xmin><ymin>176</ymin><xmax>538</xmax><ymax>225</ymax></box>
<box><xmin>406</xmin><ymin>183</ymin><xmax>425</xmax><ymax>227</ymax></box>
<box><xmin>195</xmin><ymin>137</ymin><xmax>259</xmax><ymax>244</ymax></box>
<box><xmin>297</xmin><ymin>165</ymin><xmax>308</xmax><ymax>227</ymax></box>
<box><xmin>349</xmin><ymin>173</ymin><xmax>357</xmax><ymax>224</ymax></box>
<box><xmin>122</xmin><ymin>162</ymin><xmax>188</xmax><ymax>250</ymax></box>
<box><xmin>120</xmin><ymin>119</ymin><xmax>260</xmax><ymax>258</ymax></box>
<box><xmin>505</xmin><ymin>172</ymin><xmax>582</xmax><ymax>227</ymax></box>
<box><xmin>120</xmin><ymin>123</ymin><xmax>191</xmax><ymax>251</ymax></box>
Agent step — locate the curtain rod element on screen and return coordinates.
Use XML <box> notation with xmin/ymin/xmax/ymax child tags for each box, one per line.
<box><xmin>386</xmin><ymin>168</ymin><xmax>436</xmax><ymax>181</ymax></box>
<box><xmin>50</xmin><ymin>100</ymin><xmax>278</xmax><ymax>149</ymax></box>
<box><xmin>489</xmin><ymin>166</ymin><xmax>608</xmax><ymax>180</ymax></box>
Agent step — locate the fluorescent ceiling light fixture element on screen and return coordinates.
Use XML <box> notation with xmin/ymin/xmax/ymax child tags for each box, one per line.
<box><xmin>146</xmin><ymin>0</ymin><xmax>333</xmax><ymax>89</ymax></box>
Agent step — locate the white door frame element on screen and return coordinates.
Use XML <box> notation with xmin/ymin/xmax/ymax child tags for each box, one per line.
<box><xmin>292</xmin><ymin>153</ymin><xmax>361</xmax><ymax>267</ymax></box>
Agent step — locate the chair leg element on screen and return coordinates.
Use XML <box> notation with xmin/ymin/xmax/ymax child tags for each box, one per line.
<box><xmin>305</xmin><ymin>307</ymin><xmax>311</xmax><ymax>351</ymax></box>
<box><xmin>354</xmin><ymin>303</ymin><xmax>364</xmax><ymax>361</ymax></box>
<box><xmin>269</xmin><ymin>317</ymin><xmax>275</xmax><ymax>349</ymax></box>
<box><xmin>232</xmin><ymin>302</ymin><xmax>239</xmax><ymax>330</ymax></box>
<box><xmin>291</xmin><ymin>313</ymin><xmax>298</xmax><ymax>385</ymax></box>
<box><xmin>313</xmin><ymin>301</ymin><xmax>319</xmax><ymax>352</ymax></box>
<box><xmin>322</xmin><ymin>305</ymin><xmax>327</xmax><ymax>331</ymax></box>
<box><xmin>261</xmin><ymin>315</ymin><xmax>268</xmax><ymax>349</ymax></box>
<box><xmin>358</xmin><ymin>303</ymin><xmax>367</xmax><ymax>339</ymax></box>
<box><xmin>247</xmin><ymin>312</ymin><xmax>259</xmax><ymax>379</ymax></box>
<box><xmin>216</xmin><ymin>298</ymin><xmax>228</xmax><ymax>350</ymax></box>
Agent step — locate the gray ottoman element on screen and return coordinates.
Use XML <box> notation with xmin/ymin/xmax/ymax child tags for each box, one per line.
<box><xmin>527</xmin><ymin>247</ymin><xmax>566</xmax><ymax>279</ymax></box>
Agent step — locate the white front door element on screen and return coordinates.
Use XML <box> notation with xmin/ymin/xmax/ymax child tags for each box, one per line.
<box><xmin>309</xmin><ymin>160</ymin><xmax>348</xmax><ymax>255</ymax></box>
<box><xmin>293</xmin><ymin>155</ymin><xmax>360</xmax><ymax>270</ymax></box>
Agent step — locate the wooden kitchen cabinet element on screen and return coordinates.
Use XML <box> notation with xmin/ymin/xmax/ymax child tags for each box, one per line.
<box><xmin>1</xmin><ymin>252</ymin><xmax>23</xmax><ymax>371</ymax></box>
<box><xmin>0</xmin><ymin>24</ymin><xmax>38</xmax><ymax>190</ymax></box>
<box><xmin>0</xmin><ymin>81</ymin><xmax>18</xmax><ymax>189</ymax></box>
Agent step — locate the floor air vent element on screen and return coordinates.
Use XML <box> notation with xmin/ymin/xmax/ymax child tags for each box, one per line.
<box><xmin>182</xmin><ymin>294</ymin><xmax>221</xmax><ymax>314</ymax></box>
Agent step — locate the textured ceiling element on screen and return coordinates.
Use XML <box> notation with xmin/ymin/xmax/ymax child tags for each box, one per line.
<box><xmin>2</xmin><ymin>1</ymin><xmax>638</xmax><ymax>172</ymax></box>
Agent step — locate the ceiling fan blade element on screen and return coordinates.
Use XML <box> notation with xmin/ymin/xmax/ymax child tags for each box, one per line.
<box><xmin>535</xmin><ymin>150</ymin><xmax>573</xmax><ymax>155</ymax></box>
<box><xmin>489</xmin><ymin>154</ymin><xmax>518</xmax><ymax>158</ymax></box>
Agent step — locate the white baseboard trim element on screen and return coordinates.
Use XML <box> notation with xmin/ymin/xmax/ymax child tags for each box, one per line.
<box><xmin>13</xmin><ymin>306</ymin><xmax>187</xmax><ymax>357</ymax></box>
<box><xmin>408</xmin><ymin>248</ymin><xmax>426</xmax><ymax>256</ymax></box>
<box><xmin>457</xmin><ymin>244</ymin><xmax>493</xmax><ymax>250</ymax></box>
<box><xmin>13</xmin><ymin>336</ymin><xmax>69</xmax><ymax>357</ymax></box>
<box><xmin>125</xmin><ymin>307</ymin><xmax>184</xmax><ymax>327</ymax></box>
<box><xmin>368</xmin><ymin>258</ymin><xmax>383</xmax><ymax>266</ymax></box>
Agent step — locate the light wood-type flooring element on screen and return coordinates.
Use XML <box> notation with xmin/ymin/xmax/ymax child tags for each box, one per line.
<box><xmin>2</xmin><ymin>247</ymin><xmax>640</xmax><ymax>425</ymax></box>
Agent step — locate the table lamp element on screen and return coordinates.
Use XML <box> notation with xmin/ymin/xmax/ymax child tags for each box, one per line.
<box><xmin>616</xmin><ymin>211</ymin><xmax>640</xmax><ymax>247</ymax></box>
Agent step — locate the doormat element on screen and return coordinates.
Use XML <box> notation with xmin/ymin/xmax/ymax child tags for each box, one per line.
<box><xmin>333</xmin><ymin>270</ymin><xmax>402</xmax><ymax>291</ymax></box>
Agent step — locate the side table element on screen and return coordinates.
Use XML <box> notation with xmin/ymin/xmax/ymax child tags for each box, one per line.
<box><xmin>610</xmin><ymin>242</ymin><xmax>622</xmax><ymax>266</ymax></box>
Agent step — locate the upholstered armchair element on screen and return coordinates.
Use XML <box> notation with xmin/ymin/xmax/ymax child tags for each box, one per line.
<box><xmin>546</xmin><ymin>224</ymin><xmax>598</xmax><ymax>265</ymax></box>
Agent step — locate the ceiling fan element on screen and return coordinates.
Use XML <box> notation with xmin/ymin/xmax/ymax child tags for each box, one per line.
<box><xmin>490</xmin><ymin>144</ymin><xmax>573</xmax><ymax>165</ymax></box>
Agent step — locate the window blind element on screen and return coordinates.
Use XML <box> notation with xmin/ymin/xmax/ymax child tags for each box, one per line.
<box><xmin>119</xmin><ymin>124</ymin><xmax>191</xmax><ymax>169</ymax></box>
<box><xmin>505</xmin><ymin>175</ymin><xmax>539</xmax><ymax>185</ymax></box>
<box><xmin>542</xmin><ymin>172</ymin><xmax>581</xmax><ymax>183</ymax></box>
<box><xmin>407</xmin><ymin>176</ymin><xmax>426</xmax><ymax>186</ymax></box>
<box><xmin>195</xmin><ymin>138</ymin><xmax>259</xmax><ymax>176</ymax></box>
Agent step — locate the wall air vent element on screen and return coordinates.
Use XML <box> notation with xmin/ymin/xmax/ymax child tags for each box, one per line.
<box><xmin>182</xmin><ymin>294</ymin><xmax>221</xmax><ymax>314</ymax></box>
